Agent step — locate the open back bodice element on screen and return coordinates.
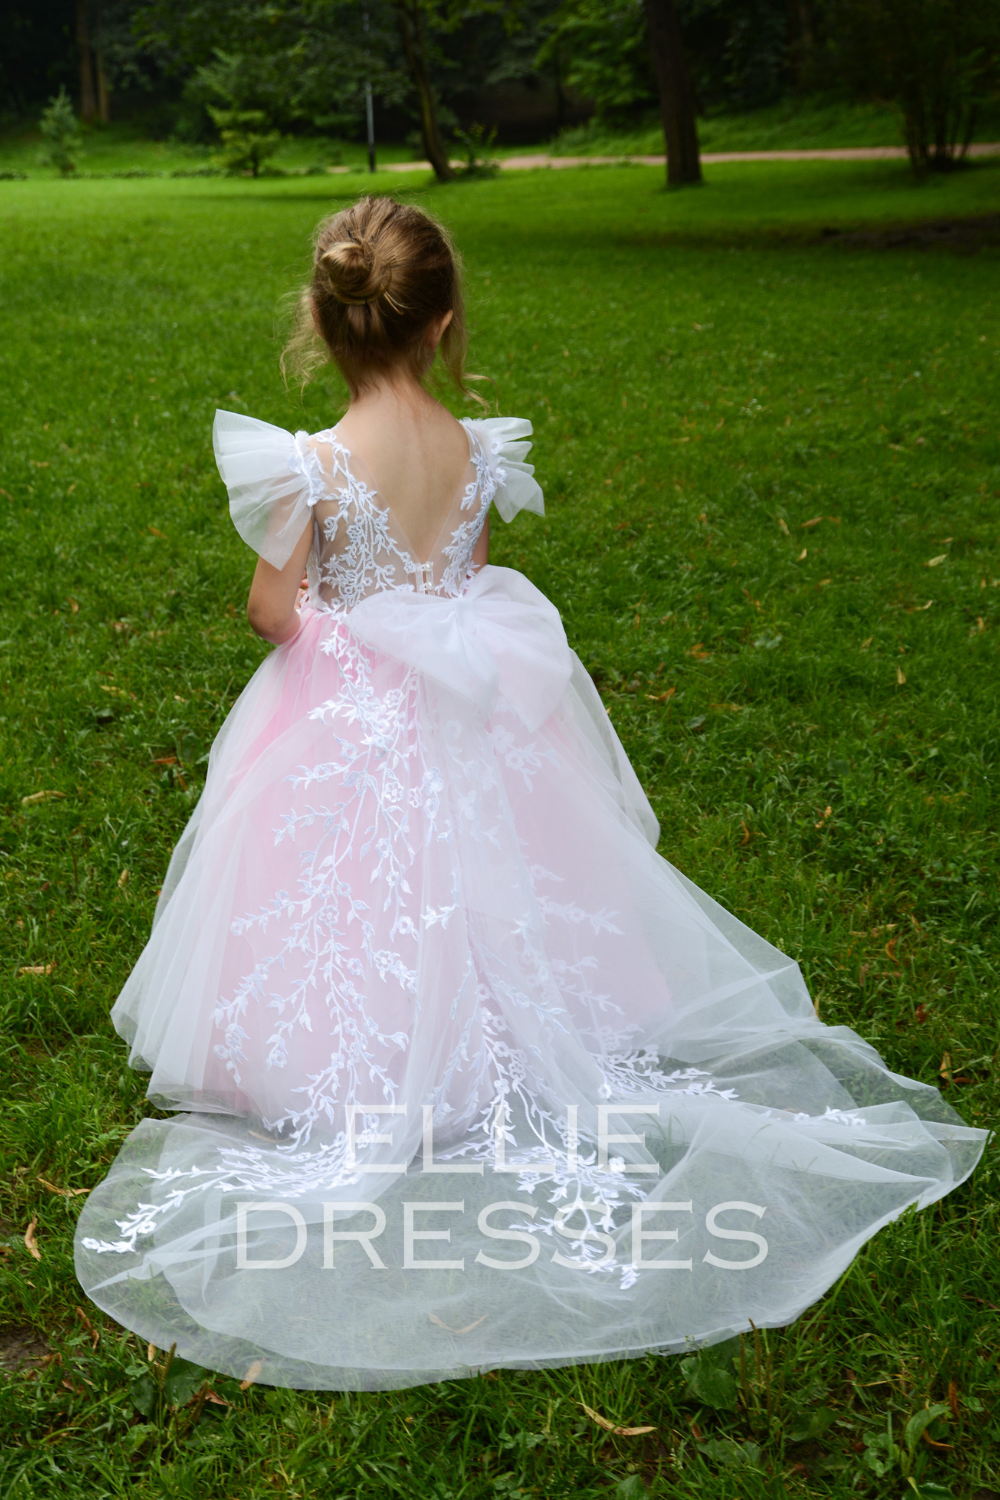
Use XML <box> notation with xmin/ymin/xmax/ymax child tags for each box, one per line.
<box><xmin>296</xmin><ymin>422</ymin><xmax>498</xmax><ymax>612</ymax></box>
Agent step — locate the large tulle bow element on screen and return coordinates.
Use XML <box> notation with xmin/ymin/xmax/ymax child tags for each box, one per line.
<box><xmin>347</xmin><ymin>565</ymin><xmax>572</xmax><ymax>731</ymax></box>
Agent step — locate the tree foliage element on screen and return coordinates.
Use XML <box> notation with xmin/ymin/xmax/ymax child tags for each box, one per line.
<box><xmin>824</xmin><ymin>0</ymin><xmax>1000</xmax><ymax>171</ymax></box>
<box><xmin>536</xmin><ymin>0</ymin><xmax>800</xmax><ymax>126</ymax></box>
<box><xmin>537</xmin><ymin>0</ymin><xmax>654</xmax><ymax>126</ymax></box>
<box><xmin>133</xmin><ymin>0</ymin><xmax>406</xmax><ymax>136</ymax></box>
<box><xmin>2</xmin><ymin>0</ymin><xmax>997</xmax><ymax>166</ymax></box>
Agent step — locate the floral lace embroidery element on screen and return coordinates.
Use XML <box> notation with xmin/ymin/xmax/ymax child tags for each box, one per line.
<box><xmin>293</xmin><ymin>423</ymin><xmax>497</xmax><ymax>613</ymax></box>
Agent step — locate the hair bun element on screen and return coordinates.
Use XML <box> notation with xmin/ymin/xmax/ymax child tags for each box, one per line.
<box><xmin>319</xmin><ymin>236</ymin><xmax>393</xmax><ymax>307</ymax></box>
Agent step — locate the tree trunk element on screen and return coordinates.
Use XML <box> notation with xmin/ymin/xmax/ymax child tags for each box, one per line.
<box><xmin>96</xmin><ymin>50</ymin><xmax>111</xmax><ymax>124</ymax></box>
<box><xmin>76</xmin><ymin>0</ymin><xmax>96</xmax><ymax>123</ymax></box>
<box><xmin>552</xmin><ymin>44</ymin><xmax>566</xmax><ymax>131</ymax></box>
<box><xmin>394</xmin><ymin>0</ymin><xmax>454</xmax><ymax>183</ymax></box>
<box><xmin>788</xmin><ymin>0</ymin><xmax>816</xmax><ymax>88</ymax></box>
<box><xmin>643</xmin><ymin>0</ymin><xmax>701</xmax><ymax>187</ymax></box>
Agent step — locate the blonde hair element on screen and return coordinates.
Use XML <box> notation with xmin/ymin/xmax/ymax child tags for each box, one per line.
<box><xmin>284</xmin><ymin>196</ymin><xmax>476</xmax><ymax>400</ymax></box>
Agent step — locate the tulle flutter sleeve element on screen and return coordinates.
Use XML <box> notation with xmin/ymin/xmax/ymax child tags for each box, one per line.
<box><xmin>213</xmin><ymin>410</ymin><xmax>319</xmax><ymax>570</ymax></box>
<box><xmin>469</xmin><ymin>416</ymin><xmax>545</xmax><ymax>523</ymax></box>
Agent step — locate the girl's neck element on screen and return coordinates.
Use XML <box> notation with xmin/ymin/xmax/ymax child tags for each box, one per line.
<box><xmin>346</xmin><ymin>369</ymin><xmax>437</xmax><ymax>422</ymax></box>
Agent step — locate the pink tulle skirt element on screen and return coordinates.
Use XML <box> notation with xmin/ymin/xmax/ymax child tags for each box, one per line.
<box><xmin>75</xmin><ymin>579</ymin><xmax>986</xmax><ymax>1390</ymax></box>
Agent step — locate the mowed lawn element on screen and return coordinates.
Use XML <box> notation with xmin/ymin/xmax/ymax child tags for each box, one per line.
<box><xmin>0</xmin><ymin>159</ymin><xmax>998</xmax><ymax>1498</ymax></box>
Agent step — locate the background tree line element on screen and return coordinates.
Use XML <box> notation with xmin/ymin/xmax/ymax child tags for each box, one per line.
<box><xmin>1</xmin><ymin>0</ymin><xmax>998</xmax><ymax>182</ymax></box>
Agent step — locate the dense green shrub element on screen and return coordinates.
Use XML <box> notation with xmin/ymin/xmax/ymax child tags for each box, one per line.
<box><xmin>208</xmin><ymin>106</ymin><xmax>283</xmax><ymax>176</ymax></box>
<box><xmin>38</xmin><ymin>87</ymin><xmax>82</xmax><ymax>176</ymax></box>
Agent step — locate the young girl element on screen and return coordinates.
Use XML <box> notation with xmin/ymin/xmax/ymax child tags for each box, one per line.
<box><xmin>76</xmin><ymin>196</ymin><xmax>985</xmax><ymax>1392</ymax></box>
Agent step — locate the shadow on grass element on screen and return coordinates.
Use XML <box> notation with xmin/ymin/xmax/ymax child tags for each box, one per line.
<box><xmin>614</xmin><ymin>213</ymin><xmax>1000</xmax><ymax>254</ymax></box>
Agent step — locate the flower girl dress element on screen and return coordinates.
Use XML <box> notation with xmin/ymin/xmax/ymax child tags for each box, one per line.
<box><xmin>75</xmin><ymin>409</ymin><xmax>985</xmax><ymax>1390</ymax></box>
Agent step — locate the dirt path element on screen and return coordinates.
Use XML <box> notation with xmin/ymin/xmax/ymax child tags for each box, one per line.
<box><xmin>372</xmin><ymin>143</ymin><xmax>1000</xmax><ymax>173</ymax></box>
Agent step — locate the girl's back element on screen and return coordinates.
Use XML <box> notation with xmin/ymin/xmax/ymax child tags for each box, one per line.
<box><xmin>336</xmin><ymin>391</ymin><xmax>473</xmax><ymax>561</ymax></box>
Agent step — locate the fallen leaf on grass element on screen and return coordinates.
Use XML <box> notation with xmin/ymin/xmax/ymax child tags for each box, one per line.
<box><xmin>777</xmin><ymin>516</ymin><xmax>789</xmax><ymax>534</ymax></box>
<box><xmin>924</xmin><ymin>555</ymin><xmax>947</xmax><ymax>568</ymax></box>
<box><xmin>75</xmin><ymin>1306</ymin><xmax>99</xmax><ymax>1349</ymax></box>
<box><xmin>100</xmin><ymin>684</ymin><xmax>135</xmax><ymax>700</ymax></box>
<box><xmin>861</xmin><ymin>637</ymin><xmax>872</xmax><ymax>650</ymax></box>
<box><xmin>38</xmin><ymin>1177</ymin><xmax>89</xmax><ymax>1197</ymax></box>
<box><xmin>687</xmin><ymin>643</ymin><xmax>712</xmax><ymax>660</ymax></box>
<box><xmin>21</xmin><ymin>790</ymin><xmax>65</xmax><ymax>805</ymax></box>
<box><xmin>800</xmin><ymin>516</ymin><xmax>824</xmax><ymax>529</ymax></box>
<box><xmin>740</xmin><ymin>820</ymin><xmax>751</xmax><ymax>845</ymax></box>
<box><xmin>19</xmin><ymin>965</ymin><xmax>55</xmax><ymax>977</ymax></box>
<box><xmin>24</xmin><ymin>1216</ymin><xmax>41</xmax><ymax>1261</ymax></box>
<box><xmin>579</xmin><ymin>1403</ymin><xmax>656</xmax><ymax>1437</ymax></box>
<box><xmin>897</xmin><ymin>667</ymin><xmax>906</xmax><ymax>685</ymax></box>
<box><xmin>240</xmin><ymin>1359</ymin><xmax>264</xmax><ymax>1390</ymax></box>
<box><xmin>646</xmin><ymin>687</ymin><xmax>676</xmax><ymax>703</ymax></box>
<box><xmin>67</xmin><ymin>597</ymin><xmax>79</xmax><ymax>613</ymax></box>
<box><xmin>796</xmin><ymin>548</ymin><xmax>807</xmax><ymax>561</ymax></box>
<box><xmin>118</xmin><ymin>869</ymin><xmax>129</xmax><ymax>888</ymax></box>
<box><xmin>148</xmin><ymin>526</ymin><xmax>166</xmax><ymax>538</ymax></box>
<box><xmin>204</xmin><ymin>1390</ymin><xmax>230</xmax><ymax>1407</ymax></box>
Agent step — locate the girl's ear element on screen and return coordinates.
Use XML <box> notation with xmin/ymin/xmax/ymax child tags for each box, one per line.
<box><xmin>427</xmin><ymin>309</ymin><xmax>454</xmax><ymax>353</ymax></box>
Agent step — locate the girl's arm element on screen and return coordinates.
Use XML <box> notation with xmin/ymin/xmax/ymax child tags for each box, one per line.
<box><xmin>472</xmin><ymin>516</ymin><xmax>489</xmax><ymax>572</ymax></box>
<box><xmin>246</xmin><ymin>520</ymin><xmax>314</xmax><ymax>644</ymax></box>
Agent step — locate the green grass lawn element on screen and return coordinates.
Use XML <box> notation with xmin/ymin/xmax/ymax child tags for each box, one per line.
<box><xmin>1</xmin><ymin>158</ymin><xmax>999</xmax><ymax>1497</ymax></box>
<box><xmin>548</xmin><ymin>94</ymin><xmax>1000</xmax><ymax>159</ymax></box>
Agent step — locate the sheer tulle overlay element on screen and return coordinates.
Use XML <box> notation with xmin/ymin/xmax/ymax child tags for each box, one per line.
<box><xmin>75</xmin><ymin>412</ymin><xmax>986</xmax><ymax>1391</ymax></box>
